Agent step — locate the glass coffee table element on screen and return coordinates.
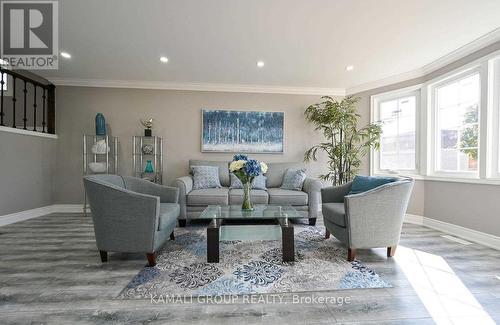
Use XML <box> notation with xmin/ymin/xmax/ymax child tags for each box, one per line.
<box><xmin>194</xmin><ymin>205</ymin><xmax>303</xmax><ymax>263</ymax></box>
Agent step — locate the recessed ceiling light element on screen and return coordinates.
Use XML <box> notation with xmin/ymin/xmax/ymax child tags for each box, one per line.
<box><xmin>160</xmin><ymin>56</ymin><xmax>169</xmax><ymax>63</ymax></box>
<box><xmin>257</xmin><ymin>60</ymin><xmax>265</xmax><ymax>68</ymax></box>
<box><xmin>346</xmin><ymin>65</ymin><xmax>354</xmax><ymax>71</ymax></box>
<box><xmin>60</xmin><ymin>52</ymin><xmax>71</xmax><ymax>59</ymax></box>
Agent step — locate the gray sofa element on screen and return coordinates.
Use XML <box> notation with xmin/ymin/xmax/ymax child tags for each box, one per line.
<box><xmin>175</xmin><ymin>160</ymin><xmax>322</xmax><ymax>226</ymax></box>
<box><xmin>83</xmin><ymin>174</ymin><xmax>180</xmax><ymax>266</ymax></box>
<box><xmin>322</xmin><ymin>177</ymin><xmax>414</xmax><ymax>261</ymax></box>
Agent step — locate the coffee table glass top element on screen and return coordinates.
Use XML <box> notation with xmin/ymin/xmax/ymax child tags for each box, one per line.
<box><xmin>195</xmin><ymin>205</ymin><xmax>303</xmax><ymax>220</ymax></box>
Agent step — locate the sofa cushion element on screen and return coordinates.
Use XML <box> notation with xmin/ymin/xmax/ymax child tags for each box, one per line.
<box><xmin>228</xmin><ymin>189</ymin><xmax>269</xmax><ymax>205</ymax></box>
<box><xmin>267</xmin><ymin>188</ymin><xmax>308</xmax><ymax>205</ymax></box>
<box><xmin>348</xmin><ymin>175</ymin><xmax>397</xmax><ymax>195</ymax></box>
<box><xmin>158</xmin><ymin>203</ymin><xmax>180</xmax><ymax>231</ymax></box>
<box><xmin>266</xmin><ymin>162</ymin><xmax>304</xmax><ymax>188</ymax></box>
<box><xmin>187</xmin><ymin>188</ymin><xmax>229</xmax><ymax>206</ymax></box>
<box><xmin>192</xmin><ymin>166</ymin><xmax>222</xmax><ymax>190</ymax></box>
<box><xmin>280</xmin><ymin>168</ymin><xmax>307</xmax><ymax>191</ymax></box>
<box><xmin>322</xmin><ymin>203</ymin><xmax>346</xmax><ymax>227</ymax></box>
<box><xmin>189</xmin><ymin>160</ymin><xmax>230</xmax><ymax>187</ymax></box>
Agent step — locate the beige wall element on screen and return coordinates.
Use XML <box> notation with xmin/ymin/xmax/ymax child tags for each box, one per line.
<box><xmin>54</xmin><ymin>87</ymin><xmax>334</xmax><ymax>204</ymax></box>
<box><xmin>0</xmin><ymin>131</ymin><xmax>56</xmax><ymax>215</ymax></box>
<box><xmin>354</xmin><ymin>40</ymin><xmax>500</xmax><ymax>236</ymax></box>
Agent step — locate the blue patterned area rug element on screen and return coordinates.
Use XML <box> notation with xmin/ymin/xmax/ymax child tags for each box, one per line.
<box><xmin>117</xmin><ymin>223</ymin><xmax>390</xmax><ymax>299</ymax></box>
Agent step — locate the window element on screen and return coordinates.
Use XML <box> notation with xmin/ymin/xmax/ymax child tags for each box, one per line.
<box><xmin>372</xmin><ymin>89</ymin><xmax>419</xmax><ymax>174</ymax></box>
<box><xmin>370</xmin><ymin>51</ymin><xmax>500</xmax><ymax>183</ymax></box>
<box><xmin>432</xmin><ymin>73</ymin><xmax>480</xmax><ymax>175</ymax></box>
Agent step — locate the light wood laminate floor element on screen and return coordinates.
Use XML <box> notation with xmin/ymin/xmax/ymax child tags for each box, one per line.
<box><xmin>1</xmin><ymin>213</ymin><xmax>500</xmax><ymax>324</ymax></box>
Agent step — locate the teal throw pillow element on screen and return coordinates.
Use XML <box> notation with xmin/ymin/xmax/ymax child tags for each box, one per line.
<box><xmin>348</xmin><ymin>175</ymin><xmax>397</xmax><ymax>195</ymax></box>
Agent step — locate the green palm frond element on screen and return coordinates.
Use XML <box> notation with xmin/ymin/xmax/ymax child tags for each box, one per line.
<box><xmin>303</xmin><ymin>96</ymin><xmax>382</xmax><ymax>186</ymax></box>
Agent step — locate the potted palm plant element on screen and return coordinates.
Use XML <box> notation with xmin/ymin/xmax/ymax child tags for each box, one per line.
<box><xmin>304</xmin><ymin>96</ymin><xmax>382</xmax><ymax>186</ymax></box>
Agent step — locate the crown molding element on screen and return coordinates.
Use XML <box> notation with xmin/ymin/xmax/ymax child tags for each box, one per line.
<box><xmin>48</xmin><ymin>78</ymin><xmax>346</xmax><ymax>96</ymax></box>
<box><xmin>346</xmin><ymin>27</ymin><xmax>500</xmax><ymax>95</ymax></box>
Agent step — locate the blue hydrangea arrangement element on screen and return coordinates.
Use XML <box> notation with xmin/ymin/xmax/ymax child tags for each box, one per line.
<box><xmin>229</xmin><ymin>155</ymin><xmax>268</xmax><ymax>210</ymax></box>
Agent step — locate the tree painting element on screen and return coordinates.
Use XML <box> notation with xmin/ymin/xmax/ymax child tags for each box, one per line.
<box><xmin>202</xmin><ymin>109</ymin><xmax>284</xmax><ymax>153</ymax></box>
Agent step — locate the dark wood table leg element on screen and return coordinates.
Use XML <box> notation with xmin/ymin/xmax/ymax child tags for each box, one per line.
<box><xmin>279</xmin><ymin>219</ymin><xmax>295</xmax><ymax>262</ymax></box>
<box><xmin>207</xmin><ymin>219</ymin><xmax>220</xmax><ymax>263</ymax></box>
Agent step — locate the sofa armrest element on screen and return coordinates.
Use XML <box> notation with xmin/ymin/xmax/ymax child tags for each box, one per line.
<box><xmin>123</xmin><ymin>176</ymin><xmax>179</xmax><ymax>203</ymax></box>
<box><xmin>302</xmin><ymin>177</ymin><xmax>322</xmax><ymax>219</ymax></box>
<box><xmin>321</xmin><ymin>182</ymin><xmax>352</xmax><ymax>203</ymax></box>
<box><xmin>175</xmin><ymin>176</ymin><xmax>193</xmax><ymax>219</ymax></box>
<box><xmin>344</xmin><ymin>180</ymin><xmax>414</xmax><ymax>248</ymax></box>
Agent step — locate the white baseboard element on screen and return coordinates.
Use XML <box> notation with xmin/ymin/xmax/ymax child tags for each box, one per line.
<box><xmin>51</xmin><ymin>204</ymin><xmax>88</xmax><ymax>213</ymax></box>
<box><xmin>405</xmin><ymin>214</ymin><xmax>500</xmax><ymax>251</ymax></box>
<box><xmin>0</xmin><ymin>206</ymin><xmax>56</xmax><ymax>227</ymax></box>
<box><xmin>0</xmin><ymin>204</ymin><xmax>88</xmax><ymax>226</ymax></box>
<box><xmin>403</xmin><ymin>214</ymin><xmax>424</xmax><ymax>225</ymax></box>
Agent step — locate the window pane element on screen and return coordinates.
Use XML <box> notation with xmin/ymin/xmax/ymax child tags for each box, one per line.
<box><xmin>379</xmin><ymin>95</ymin><xmax>416</xmax><ymax>171</ymax></box>
<box><xmin>436</xmin><ymin>74</ymin><xmax>480</xmax><ymax>172</ymax></box>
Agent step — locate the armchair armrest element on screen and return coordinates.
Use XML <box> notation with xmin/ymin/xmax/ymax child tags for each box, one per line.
<box><xmin>321</xmin><ymin>182</ymin><xmax>353</xmax><ymax>203</ymax></box>
<box><xmin>175</xmin><ymin>176</ymin><xmax>193</xmax><ymax>220</ymax></box>
<box><xmin>123</xmin><ymin>176</ymin><xmax>179</xmax><ymax>203</ymax></box>
<box><xmin>344</xmin><ymin>180</ymin><xmax>414</xmax><ymax>248</ymax></box>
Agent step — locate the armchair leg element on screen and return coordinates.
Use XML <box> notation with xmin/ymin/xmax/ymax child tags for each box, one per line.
<box><xmin>347</xmin><ymin>248</ymin><xmax>356</xmax><ymax>262</ymax></box>
<box><xmin>387</xmin><ymin>246</ymin><xmax>397</xmax><ymax>257</ymax></box>
<box><xmin>308</xmin><ymin>218</ymin><xmax>317</xmax><ymax>226</ymax></box>
<box><xmin>146</xmin><ymin>253</ymin><xmax>156</xmax><ymax>267</ymax></box>
<box><xmin>99</xmin><ymin>250</ymin><xmax>107</xmax><ymax>263</ymax></box>
<box><xmin>325</xmin><ymin>229</ymin><xmax>330</xmax><ymax>239</ymax></box>
<box><xmin>178</xmin><ymin>219</ymin><xmax>187</xmax><ymax>227</ymax></box>
<box><xmin>170</xmin><ymin>231</ymin><xmax>175</xmax><ymax>240</ymax></box>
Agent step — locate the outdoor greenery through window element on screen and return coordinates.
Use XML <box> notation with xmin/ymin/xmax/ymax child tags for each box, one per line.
<box><xmin>435</xmin><ymin>73</ymin><xmax>480</xmax><ymax>173</ymax></box>
<box><xmin>378</xmin><ymin>95</ymin><xmax>417</xmax><ymax>172</ymax></box>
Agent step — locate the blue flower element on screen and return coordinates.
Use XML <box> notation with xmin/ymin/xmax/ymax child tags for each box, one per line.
<box><xmin>243</xmin><ymin>159</ymin><xmax>261</xmax><ymax>177</ymax></box>
<box><xmin>233</xmin><ymin>154</ymin><xmax>248</xmax><ymax>161</ymax></box>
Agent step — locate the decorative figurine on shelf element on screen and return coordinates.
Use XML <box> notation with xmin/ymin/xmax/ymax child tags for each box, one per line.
<box><xmin>141</xmin><ymin>118</ymin><xmax>154</xmax><ymax>137</ymax></box>
<box><xmin>144</xmin><ymin>160</ymin><xmax>154</xmax><ymax>173</ymax></box>
<box><xmin>91</xmin><ymin>139</ymin><xmax>110</xmax><ymax>154</ymax></box>
<box><xmin>142</xmin><ymin>144</ymin><xmax>154</xmax><ymax>155</ymax></box>
<box><xmin>95</xmin><ymin>113</ymin><xmax>106</xmax><ymax>136</ymax></box>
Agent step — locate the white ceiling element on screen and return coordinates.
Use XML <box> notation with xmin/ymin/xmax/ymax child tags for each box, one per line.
<box><xmin>39</xmin><ymin>0</ymin><xmax>500</xmax><ymax>93</ymax></box>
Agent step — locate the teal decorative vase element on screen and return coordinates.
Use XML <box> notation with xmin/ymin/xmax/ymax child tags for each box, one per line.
<box><xmin>95</xmin><ymin>113</ymin><xmax>106</xmax><ymax>135</ymax></box>
<box><xmin>241</xmin><ymin>181</ymin><xmax>253</xmax><ymax>211</ymax></box>
<box><xmin>144</xmin><ymin>160</ymin><xmax>154</xmax><ymax>173</ymax></box>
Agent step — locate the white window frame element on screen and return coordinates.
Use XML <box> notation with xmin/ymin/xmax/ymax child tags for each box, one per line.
<box><xmin>487</xmin><ymin>56</ymin><xmax>500</xmax><ymax>179</ymax></box>
<box><xmin>370</xmin><ymin>85</ymin><xmax>421</xmax><ymax>176</ymax></box>
<box><xmin>427</xmin><ymin>65</ymin><xmax>487</xmax><ymax>179</ymax></box>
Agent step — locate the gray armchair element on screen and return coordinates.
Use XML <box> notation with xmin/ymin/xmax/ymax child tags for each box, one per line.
<box><xmin>83</xmin><ymin>175</ymin><xmax>180</xmax><ymax>266</ymax></box>
<box><xmin>322</xmin><ymin>178</ymin><xmax>414</xmax><ymax>261</ymax></box>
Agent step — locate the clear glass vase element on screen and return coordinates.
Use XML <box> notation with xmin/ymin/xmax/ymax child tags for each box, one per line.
<box><xmin>241</xmin><ymin>181</ymin><xmax>253</xmax><ymax>211</ymax></box>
